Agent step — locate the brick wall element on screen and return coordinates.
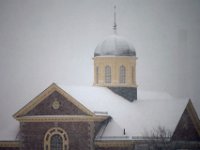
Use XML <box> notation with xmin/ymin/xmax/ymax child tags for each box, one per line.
<box><xmin>19</xmin><ymin>121</ymin><xmax>95</xmax><ymax>150</ymax></box>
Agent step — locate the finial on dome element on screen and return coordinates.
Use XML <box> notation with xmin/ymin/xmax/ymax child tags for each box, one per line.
<box><xmin>113</xmin><ymin>5</ymin><xmax>117</xmax><ymax>34</ymax></box>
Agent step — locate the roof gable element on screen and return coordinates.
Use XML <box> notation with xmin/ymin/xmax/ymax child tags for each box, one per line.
<box><xmin>187</xmin><ymin>100</ymin><xmax>200</xmax><ymax>136</ymax></box>
<box><xmin>25</xmin><ymin>91</ymin><xmax>88</xmax><ymax>116</ymax></box>
<box><xmin>172</xmin><ymin>100</ymin><xmax>200</xmax><ymax>141</ymax></box>
<box><xmin>13</xmin><ymin>83</ymin><xmax>94</xmax><ymax>118</ymax></box>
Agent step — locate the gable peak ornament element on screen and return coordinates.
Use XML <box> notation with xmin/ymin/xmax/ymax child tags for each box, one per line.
<box><xmin>52</xmin><ymin>98</ymin><xmax>60</xmax><ymax>110</ymax></box>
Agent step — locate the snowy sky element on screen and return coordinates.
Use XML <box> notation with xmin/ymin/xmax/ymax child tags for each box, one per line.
<box><xmin>0</xmin><ymin>0</ymin><xmax>200</xmax><ymax>116</ymax></box>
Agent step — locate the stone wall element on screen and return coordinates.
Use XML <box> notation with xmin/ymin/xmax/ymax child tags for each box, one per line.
<box><xmin>19</xmin><ymin>121</ymin><xmax>95</xmax><ymax>150</ymax></box>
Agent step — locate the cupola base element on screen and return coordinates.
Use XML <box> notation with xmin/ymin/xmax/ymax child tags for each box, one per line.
<box><xmin>108</xmin><ymin>87</ymin><xmax>137</xmax><ymax>102</ymax></box>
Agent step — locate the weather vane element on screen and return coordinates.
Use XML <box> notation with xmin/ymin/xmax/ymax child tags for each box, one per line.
<box><xmin>113</xmin><ymin>5</ymin><xmax>117</xmax><ymax>34</ymax></box>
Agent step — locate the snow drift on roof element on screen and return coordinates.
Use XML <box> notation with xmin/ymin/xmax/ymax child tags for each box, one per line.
<box><xmin>58</xmin><ymin>85</ymin><xmax>189</xmax><ymax>138</ymax></box>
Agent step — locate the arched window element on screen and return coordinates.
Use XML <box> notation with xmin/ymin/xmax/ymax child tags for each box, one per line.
<box><xmin>50</xmin><ymin>134</ymin><xmax>63</xmax><ymax>150</ymax></box>
<box><xmin>119</xmin><ymin>65</ymin><xmax>126</xmax><ymax>83</ymax></box>
<box><xmin>96</xmin><ymin>67</ymin><xmax>99</xmax><ymax>84</ymax></box>
<box><xmin>105</xmin><ymin>65</ymin><xmax>111</xmax><ymax>83</ymax></box>
<box><xmin>44</xmin><ymin>127</ymin><xmax>69</xmax><ymax>150</ymax></box>
<box><xmin>132</xmin><ymin>66</ymin><xmax>135</xmax><ymax>84</ymax></box>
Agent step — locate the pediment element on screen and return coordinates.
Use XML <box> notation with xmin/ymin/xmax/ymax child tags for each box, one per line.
<box><xmin>172</xmin><ymin>100</ymin><xmax>200</xmax><ymax>141</ymax></box>
<box><xmin>13</xmin><ymin>83</ymin><xmax>94</xmax><ymax>118</ymax></box>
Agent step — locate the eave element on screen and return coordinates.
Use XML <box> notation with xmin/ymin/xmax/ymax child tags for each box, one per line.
<box><xmin>16</xmin><ymin>115</ymin><xmax>109</xmax><ymax>122</ymax></box>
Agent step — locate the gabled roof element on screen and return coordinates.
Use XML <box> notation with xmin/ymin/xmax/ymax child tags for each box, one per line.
<box><xmin>13</xmin><ymin>83</ymin><xmax>94</xmax><ymax>118</ymax></box>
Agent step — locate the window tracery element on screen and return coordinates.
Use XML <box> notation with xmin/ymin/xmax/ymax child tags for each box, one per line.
<box><xmin>44</xmin><ymin>127</ymin><xmax>69</xmax><ymax>150</ymax></box>
<box><xmin>119</xmin><ymin>65</ymin><xmax>126</xmax><ymax>83</ymax></box>
<box><xmin>96</xmin><ymin>67</ymin><xmax>99</xmax><ymax>84</ymax></box>
<box><xmin>50</xmin><ymin>134</ymin><xmax>63</xmax><ymax>150</ymax></box>
<box><xmin>105</xmin><ymin>65</ymin><xmax>111</xmax><ymax>83</ymax></box>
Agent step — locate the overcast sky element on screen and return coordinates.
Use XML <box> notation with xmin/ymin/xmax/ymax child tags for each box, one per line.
<box><xmin>0</xmin><ymin>0</ymin><xmax>200</xmax><ymax>116</ymax></box>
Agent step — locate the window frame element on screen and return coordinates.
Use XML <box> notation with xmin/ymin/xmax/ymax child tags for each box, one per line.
<box><xmin>96</xmin><ymin>66</ymin><xmax>99</xmax><ymax>84</ymax></box>
<box><xmin>50</xmin><ymin>134</ymin><xmax>63</xmax><ymax>150</ymax></box>
<box><xmin>105</xmin><ymin>65</ymin><xmax>111</xmax><ymax>83</ymax></box>
<box><xmin>119</xmin><ymin>65</ymin><xmax>126</xmax><ymax>84</ymax></box>
<box><xmin>44</xmin><ymin>127</ymin><xmax>69</xmax><ymax>150</ymax></box>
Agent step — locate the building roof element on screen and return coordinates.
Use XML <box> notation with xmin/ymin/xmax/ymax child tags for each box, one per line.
<box><xmin>94</xmin><ymin>34</ymin><xmax>136</xmax><ymax>57</ymax></box>
<box><xmin>0</xmin><ymin>84</ymin><xmax>190</xmax><ymax>141</ymax></box>
<box><xmin>59</xmin><ymin>85</ymin><xmax>188</xmax><ymax>139</ymax></box>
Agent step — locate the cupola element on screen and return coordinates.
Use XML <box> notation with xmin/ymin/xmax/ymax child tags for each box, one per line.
<box><xmin>94</xmin><ymin>34</ymin><xmax>136</xmax><ymax>57</ymax></box>
<box><xmin>93</xmin><ymin>6</ymin><xmax>137</xmax><ymax>101</ymax></box>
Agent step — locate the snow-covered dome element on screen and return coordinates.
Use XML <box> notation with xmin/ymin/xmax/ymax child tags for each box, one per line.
<box><xmin>94</xmin><ymin>34</ymin><xmax>136</xmax><ymax>57</ymax></box>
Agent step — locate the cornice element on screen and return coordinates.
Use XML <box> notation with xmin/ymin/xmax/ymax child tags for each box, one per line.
<box><xmin>94</xmin><ymin>56</ymin><xmax>137</xmax><ymax>59</ymax></box>
<box><xmin>16</xmin><ymin>115</ymin><xmax>108</xmax><ymax>122</ymax></box>
<box><xmin>0</xmin><ymin>141</ymin><xmax>20</xmax><ymax>147</ymax></box>
<box><xmin>93</xmin><ymin>84</ymin><xmax>138</xmax><ymax>88</ymax></box>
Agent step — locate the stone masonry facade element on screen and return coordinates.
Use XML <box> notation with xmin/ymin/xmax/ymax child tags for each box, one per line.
<box><xmin>19</xmin><ymin>121</ymin><xmax>95</xmax><ymax>150</ymax></box>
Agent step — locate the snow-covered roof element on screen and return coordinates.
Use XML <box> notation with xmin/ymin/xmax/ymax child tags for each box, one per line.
<box><xmin>58</xmin><ymin>85</ymin><xmax>189</xmax><ymax>139</ymax></box>
<box><xmin>94</xmin><ymin>34</ymin><xmax>136</xmax><ymax>57</ymax></box>
<box><xmin>0</xmin><ymin>84</ymin><xmax>189</xmax><ymax>141</ymax></box>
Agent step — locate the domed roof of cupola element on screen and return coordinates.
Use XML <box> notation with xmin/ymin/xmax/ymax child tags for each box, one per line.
<box><xmin>94</xmin><ymin>34</ymin><xmax>136</xmax><ymax>57</ymax></box>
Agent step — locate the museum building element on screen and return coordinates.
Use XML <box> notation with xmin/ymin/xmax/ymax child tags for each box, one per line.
<box><xmin>0</xmin><ymin>21</ymin><xmax>200</xmax><ymax>150</ymax></box>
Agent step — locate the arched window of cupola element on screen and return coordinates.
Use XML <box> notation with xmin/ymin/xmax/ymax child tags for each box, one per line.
<box><xmin>44</xmin><ymin>127</ymin><xmax>69</xmax><ymax>150</ymax></box>
<box><xmin>105</xmin><ymin>65</ymin><xmax>111</xmax><ymax>83</ymax></box>
<box><xmin>132</xmin><ymin>66</ymin><xmax>135</xmax><ymax>84</ymax></box>
<box><xmin>119</xmin><ymin>65</ymin><xmax>126</xmax><ymax>83</ymax></box>
<box><xmin>96</xmin><ymin>67</ymin><xmax>99</xmax><ymax>84</ymax></box>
